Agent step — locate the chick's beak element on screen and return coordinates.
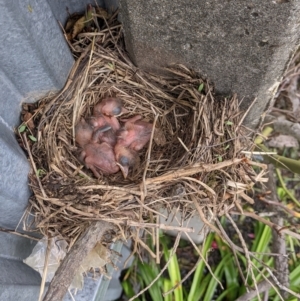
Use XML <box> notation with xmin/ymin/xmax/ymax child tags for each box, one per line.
<box><xmin>117</xmin><ymin>163</ymin><xmax>129</xmax><ymax>179</ymax></box>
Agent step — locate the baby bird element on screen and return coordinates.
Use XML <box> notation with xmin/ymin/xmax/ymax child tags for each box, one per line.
<box><xmin>94</xmin><ymin>97</ymin><xmax>127</xmax><ymax>117</ymax></box>
<box><xmin>118</xmin><ymin>115</ymin><xmax>153</xmax><ymax>151</ymax></box>
<box><xmin>93</xmin><ymin>97</ymin><xmax>128</xmax><ymax>131</ymax></box>
<box><xmin>92</xmin><ymin>109</ymin><xmax>120</xmax><ymax>132</ymax></box>
<box><xmin>80</xmin><ymin>142</ymin><xmax>120</xmax><ymax>178</ymax></box>
<box><xmin>75</xmin><ymin>118</ymin><xmax>94</xmax><ymax>147</ymax></box>
<box><xmin>87</xmin><ymin>115</ymin><xmax>111</xmax><ymax>132</ymax></box>
<box><xmin>92</xmin><ymin>127</ymin><xmax>117</xmax><ymax>146</ymax></box>
<box><xmin>114</xmin><ymin>144</ymin><xmax>137</xmax><ymax>179</ymax></box>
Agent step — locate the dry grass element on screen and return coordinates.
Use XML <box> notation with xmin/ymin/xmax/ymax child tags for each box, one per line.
<box><xmin>19</xmin><ymin>11</ymin><xmax>267</xmax><ymax>252</ymax></box>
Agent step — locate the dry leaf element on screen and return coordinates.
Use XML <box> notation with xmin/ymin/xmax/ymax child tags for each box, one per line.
<box><xmin>72</xmin><ymin>242</ymin><xmax>110</xmax><ymax>289</ymax></box>
<box><xmin>65</xmin><ymin>14</ymin><xmax>82</xmax><ymax>33</ymax></box>
<box><xmin>96</xmin><ymin>7</ymin><xmax>110</xmax><ymax>19</ymax></box>
<box><xmin>71</xmin><ymin>16</ymin><xmax>86</xmax><ymax>40</ymax></box>
<box><xmin>23</xmin><ymin>112</ymin><xmax>35</xmax><ymax>130</ymax></box>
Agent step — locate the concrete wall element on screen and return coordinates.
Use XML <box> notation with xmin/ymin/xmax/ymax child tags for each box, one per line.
<box><xmin>120</xmin><ymin>0</ymin><xmax>300</xmax><ymax>128</ymax></box>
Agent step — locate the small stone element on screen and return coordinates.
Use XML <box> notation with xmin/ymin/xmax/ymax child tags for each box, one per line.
<box><xmin>182</xmin><ymin>43</ymin><xmax>192</xmax><ymax>50</ymax></box>
<box><xmin>268</xmin><ymin>134</ymin><xmax>299</xmax><ymax>149</ymax></box>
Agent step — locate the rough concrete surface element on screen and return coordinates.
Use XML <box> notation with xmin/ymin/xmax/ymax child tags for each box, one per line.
<box><xmin>120</xmin><ymin>0</ymin><xmax>300</xmax><ymax>128</ymax></box>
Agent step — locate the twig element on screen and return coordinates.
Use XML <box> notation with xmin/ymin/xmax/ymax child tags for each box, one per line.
<box><xmin>43</xmin><ymin>221</ymin><xmax>114</xmax><ymax>301</ymax></box>
<box><xmin>35</xmin><ymin>196</ymin><xmax>95</xmax><ymax>218</ymax></box>
<box><xmin>215</xmin><ymin>218</ymin><xmax>247</xmax><ymax>285</ymax></box>
<box><xmin>230</xmin><ymin>211</ymin><xmax>300</xmax><ymax>240</ymax></box>
<box><xmin>235</xmin><ymin>280</ymin><xmax>272</xmax><ymax>301</ymax></box>
<box><xmin>0</xmin><ymin>227</ymin><xmax>39</xmax><ymax>241</ymax></box>
<box><xmin>128</xmin><ymin>233</ymin><xmax>181</xmax><ymax>301</ymax></box>
<box><xmin>156</xmin><ymin>216</ymin><xmax>160</xmax><ymax>264</ymax></box>
<box><xmin>38</xmin><ymin>238</ymin><xmax>52</xmax><ymax>301</ymax></box>
<box><xmin>215</xmin><ymin>219</ymin><xmax>288</xmax><ymax>258</ymax></box>
<box><xmin>23</xmin><ymin>134</ymin><xmax>47</xmax><ymax>198</ymax></box>
<box><xmin>145</xmin><ymin>158</ymin><xmax>243</xmax><ymax>184</ymax></box>
<box><xmin>276</xmin><ymin>168</ymin><xmax>300</xmax><ymax>206</ymax></box>
<box><xmin>237</xmin><ymin>97</ymin><xmax>257</xmax><ymax>130</ymax></box>
<box><xmin>103</xmin><ymin>220</ymin><xmax>195</xmax><ymax>233</ymax></box>
<box><xmin>268</xmin><ymin>165</ymin><xmax>289</xmax><ymax>299</ymax></box>
<box><xmin>259</xmin><ymin>197</ymin><xmax>298</xmax><ymax>217</ymax></box>
<box><xmin>163</xmin><ymin>254</ymin><xmax>201</xmax><ymax>296</ymax></box>
<box><xmin>141</xmin><ymin>113</ymin><xmax>159</xmax><ymax>203</ymax></box>
<box><xmin>177</xmin><ymin>137</ymin><xmax>192</xmax><ymax>153</ymax></box>
<box><xmin>225</xmin><ymin>211</ymin><xmax>261</xmax><ymax>301</ymax></box>
<box><xmin>266</xmin><ymin>267</ymin><xmax>300</xmax><ymax>299</ymax></box>
<box><xmin>250</xmin><ymin>263</ymin><xmax>284</xmax><ymax>301</ymax></box>
<box><xmin>77</xmin><ymin>185</ymin><xmax>141</xmax><ymax>196</ymax></box>
<box><xmin>185</xmin><ymin>231</ymin><xmax>223</xmax><ymax>289</ymax></box>
<box><xmin>190</xmin><ymin>194</ymin><xmax>223</xmax><ymax>237</ymax></box>
<box><xmin>138</xmin><ymin>238</ymin><xmax>156</xmax><ymax>259</ymax></box>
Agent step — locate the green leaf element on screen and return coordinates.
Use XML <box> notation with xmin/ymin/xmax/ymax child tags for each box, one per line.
<box><xmin>36</xmin><ymin>169</ymin><xmax>46</xmax><ymax>178</ymax></box>
<box><xmin>277</xmin><ymin>187</ymin><xmax>286</xmax><ymax>200</ymax></box>
<box><xmin>290</xmin><ymin>262</ymin><xmax>300</xmax><ymax>286</ymax></box>
<box><xmin>188</xmin><ymin>233</ymin><xmax>214</xmax><ymax>301</ymax></box>
<box><xmin>215</xmin><ymin>236</ymin><xmax>239</xmax><ymax>300</ymax></box>
<box><xmin>218</xmin><ymin>155</ymin><xmax>223</xmax><ymax>162</ymax></box>
<box><xmin>224</xmin><ymin>144</ymin><xmax>230</xmax><ymax>150</ymax></box>
<box><xmin>203</xmin><ymin>253</ymin><xmax>230</xmax><ymax>301</ymax></box>
<box><xmin>28</xmin><ymin>135</ymin><xmax>37</xmax><ymax>142</ymax></box>
<box><xmin>163</xmin><ymin>279</ymin><xmax>172</xmax><ymax>301</ymax></box>
<box><xmin>138</xmin><ymin>262</ymin><xmax>163</xmax><ymax>301</ymax></box>
<box><xmin>166</xmin><ymin>251</ymin><xmax>183</xmax><ymax>301</ymax></box>
<box><xmin>122</xmin><ymin>280</ymin><xmax>140</xmax><ymax>300</ymax></box>
<box><xmin>255</xmin><ymin>223</ymin><xmax>272</xmax><ymax>254</ymax></box>
<box><xmin>18</xmin><ymin>124</ymin><xmax>27</xmax><ymax>133</ymax></box>
<box><xmin>198</xmin><ymin>83</ymin><xmax>204</xmax><ymax>92</ymax></box>
<box><xmin>190</xmin><ymin>274</ymin><xmax>211</xmax><ymax>301</ymax></box>
<box><xmin>225</xmin><ymin>120</ymin><xmax>233</xmax><ymax>126</ymax></box>
<box><xmin>215</xmin><ymin>285</ymin><xmax>240</xmax><ymax>301</ymax></box>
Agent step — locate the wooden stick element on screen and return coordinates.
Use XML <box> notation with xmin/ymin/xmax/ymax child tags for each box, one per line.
<box><xmin>145</xmin><ymin>158</ymin><xmax>243</xmax><ymax>184</ymax></box>
<box><xmin>43</xmin><ymin>221</ymin><xmax>114</xmax><ymax>301</ymax></box>
<box><xmin>128</xmin><ymin>221</ymin><xmax>194</xmax><ymax>233</ymax></box>
<box><xmin>38</xmin><ymin>238</ymin><xmax>52</xmax><ymax>301</ymax></box>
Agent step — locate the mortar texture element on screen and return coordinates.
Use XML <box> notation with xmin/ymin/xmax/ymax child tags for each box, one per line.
<box><xmin>119</xmin><ymin>0</ymin><xmax>300</xmax><ymax>128</ymax></box>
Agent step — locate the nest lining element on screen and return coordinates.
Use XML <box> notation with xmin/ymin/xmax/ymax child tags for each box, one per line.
<box><xmin>20</xmin><ymin>13</ymin><xmax>266</xmax><ymax>244</ymax></box>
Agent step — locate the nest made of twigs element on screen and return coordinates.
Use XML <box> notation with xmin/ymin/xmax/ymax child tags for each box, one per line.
<box><xmin>19</xmin><ymin>12</ymin><xmax>267</xmax><ymax>245</ymax></box>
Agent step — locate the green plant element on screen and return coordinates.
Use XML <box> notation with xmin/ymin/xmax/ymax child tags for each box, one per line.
<box><xmin>121</xmin><ymin>219</ymin><xmax>300</xmax><ymax>301</ymax></box>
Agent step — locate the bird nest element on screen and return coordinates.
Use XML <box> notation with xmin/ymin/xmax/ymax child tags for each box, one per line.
<box><xmin>19</xmin><ymin>11</ymin><xmax>266</xmax><ymax>247</ymax></box>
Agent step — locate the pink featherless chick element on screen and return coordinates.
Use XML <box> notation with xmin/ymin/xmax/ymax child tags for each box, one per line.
<box><xmin>94</xmin><ymin>97</ymin><xmax>128</xmax><ymax>117</ymax></box>
<box><xmin>92</xmin><ymin>127</ymin><xmax>117</xmax><ymax>146</ymax></box>
<box><xmin>80</xmin><ymin>142</ymin><xmax>120</xmax><ymax>178</ymax></box>
<box><xmin>114</xmin><ymin>144</ymin><xmax>137</xmax><ymax>179</ymax></box>
<box><xmin>93</xmin><ymin>97</ymin><xmax>129</xmax><ymax>131</ymax></box>
<box><xmin>118</xmin><ymin>115</ymin><xmax>153</xmax><ymax>151</ymax></box>
<box><xmin>75</xmin><ymin>118</ymin><xmax>94</xmax><ymax>147</ymax></box>
<box><xmin>114</xmin><ymin>115</ymin><xmax>153</xmax><ymax>178</ymax></box>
